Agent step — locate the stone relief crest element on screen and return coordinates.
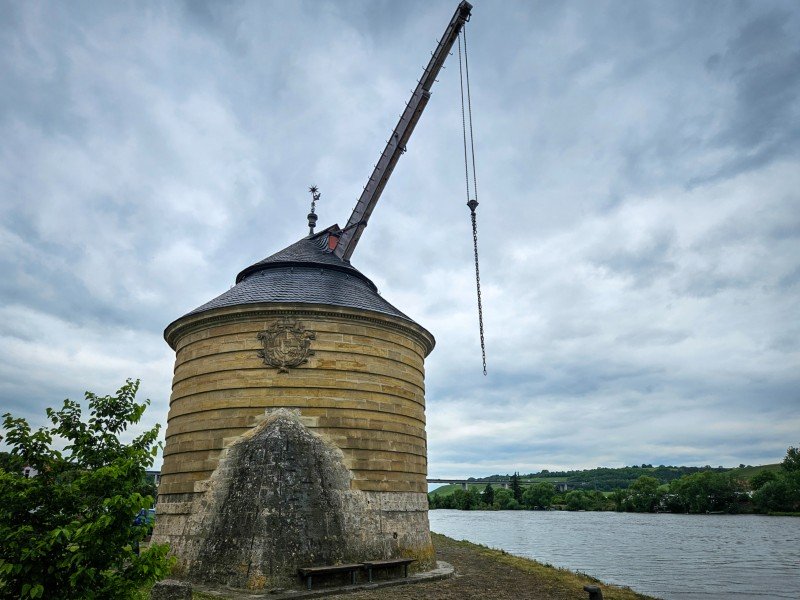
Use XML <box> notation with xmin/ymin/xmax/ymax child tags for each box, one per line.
<box><xmin>256</xmin><ymin>318</ymin><xmax>316</xmax><ymax>373</ymax></box>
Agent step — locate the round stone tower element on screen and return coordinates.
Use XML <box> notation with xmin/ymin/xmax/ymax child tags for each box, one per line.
<box><xmin>152</xmin><ymin>227</ymin><xmax>436</xmax><ymax>589</ymax></box>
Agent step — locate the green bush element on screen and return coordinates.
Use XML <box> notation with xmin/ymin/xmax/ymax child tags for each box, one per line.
<box><xmin>0</xmin><ymin>379</ymin><xmax>173</xmax><ymax>599</ymax></box>
<box><xmin>749</xmin><ymin>470</ymin><xmax>779</xmax><ymax>490</ymax></box>
<box><xmin>522</xmin><ymin>482</ymin><xmax>555</xmax><ymax>509</ymax></box>
<box><xmin>666</xmin><ymin>471</ymin><xmax>744</xmax><ymax>514</ymax></box>
<box><xmin>493</xmin><ymin>488</ymin><xmax>521</xmax><ymax>510</ymax></box>
<box><xmin>752</xmin><ymin>444</ymin><xmax>800</xmax><ymax>513</ymax></box>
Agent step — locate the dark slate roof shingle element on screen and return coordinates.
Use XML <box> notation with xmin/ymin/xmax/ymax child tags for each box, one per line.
<box><xmin>235</xmin><ymin>235</ymin><xmax>364</xmax><ymax>283</ymax></box>
<box><xmin>171</xmin><ymin>231</ymin><xmax>414</xmax><ymax>325</ymax></box>
<box><xmin>185</xmin><ymin>267</ymin><xmax>409</xmax><ymax>320</ymax></box>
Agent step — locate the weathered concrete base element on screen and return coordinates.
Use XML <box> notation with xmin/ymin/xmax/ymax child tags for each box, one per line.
<box><xmin>152</xmin><ymin>409</ymin><xmax>434</xmax><ymax>590</ymax></box>
<box><xmin>189</xmin><ymin>560</ymin><xmax>454</xmax><ymax>599</ymax></box>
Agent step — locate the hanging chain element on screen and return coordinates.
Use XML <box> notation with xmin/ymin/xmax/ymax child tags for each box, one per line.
<box><xmin>459</xmin><ymin>28</ymin><xmax>487</xmax><ymax>376</ymax></box>
<box><xmin>470</xmin><ymin>204</ymin><xmax>486</xmax><ymax>375</ymax></box>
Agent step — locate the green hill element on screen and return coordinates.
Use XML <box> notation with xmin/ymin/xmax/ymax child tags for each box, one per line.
<box><xmin>727</xmin><ymin>463</ymin><xmax>781</xmax><ymax>479</ymax></box>
<box><xmin>429</xmin><ymin>484</ymin><xmax>480</xmax><ymax>497</ymax></box>
<box><xmin>429</xmin><ymin>463</ymin><xmax>781</xmax><ymax>496</ymax></box>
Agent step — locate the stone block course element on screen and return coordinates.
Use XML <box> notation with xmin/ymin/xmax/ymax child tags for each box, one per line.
<box><xmin>155</xmin><ymin>304</ymin><xmax>435</xmax><ymax>588</ymax></box>
<box><xmin>154</xmin><ymin>410</ymin><xmax>434</xmax><ymax>589</ymax></box>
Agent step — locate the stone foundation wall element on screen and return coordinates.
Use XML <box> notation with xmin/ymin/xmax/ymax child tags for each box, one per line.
<box><xmin>153</xmin><ymin>409</ymin><xmax>434</xmax><ymax>589</ymax></box>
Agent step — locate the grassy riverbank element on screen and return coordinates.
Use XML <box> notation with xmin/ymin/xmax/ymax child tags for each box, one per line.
<box><xmin>409</xmin><ymin>533</ymin><xmax>660</xmax><ymax>600</ymax></box>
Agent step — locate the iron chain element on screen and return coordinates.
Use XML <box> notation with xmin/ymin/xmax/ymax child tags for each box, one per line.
<box><xmin>471</xmin><ymin>209</ymin><xmax>486</xmax><ymax>375</ymax></box>
<box><xmin>459</xmin><ymin>28</ymin><xmax>486</xmax><ymax>375</ymax></box>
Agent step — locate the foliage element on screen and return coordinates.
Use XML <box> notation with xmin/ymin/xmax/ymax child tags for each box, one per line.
<box><xmin>752</xmin><ymin>444</ymin><xmax>800</xmax><ymax>513</ymax></box>
<box><xmin>522</xmin><ymin>482</ymin><xmax>555</xmax><ymax>509</ymax></box>
<box><xmin>0</xmin><ymin>452</ymin><xmax>26</xmax><ymax>476</ymax></box>
<box><xmin>616</xmin><ymin>476</ymin><xmax>663</xmax><ymax>513</ymax></box>
<box><xmin>476</xmin><ymin>465</ymin><xmax>734</xmax><ymax>492</ymax></box>
<box><xmin>510</xmin><ymin>472</ymin><xmax>523</xmax><ymax>503</ymax></box>
<box><xmin>752</xmin><ymin>475</ymin><xmax>800</xmax><ymax>513</ymax></box>
<box><xmin>428</xmin><ymin>486</ymin><xmax>484</xmax><ymax>510</ymax></box>
<box><xmin>563</xmin><ymin>490</ymin><xmax>610</xmax><ymax>511</ymax></box>
<box><xmin>493</xmin><ymin>488</ymin><xmax>521</xmax><ymax>510</ymax></box>
<box><xmin>749</xmin><ymin>470</ymin><xmax>778</xmax><ymax>490</ymax></box>
<box><xmin>428</xmin><ymin>492</ymin><xmax>454</xmax><ymax>509</ymax></box>
<box><xmin>139</xmin><ymin>476</ymin><xmax>158</xmax><ymax>505</ymax></box>
<box><xmin>428</xmin><ymin>455</ymin><xmax>794</xmax><ymax>514</ymax></box>
<box><xmin>0</xmin><ymin>379</ymin><xmax>174</xmax><ymax>599</ymax></box>
<box><xmin>452</xmin><ymin>487</ymin><xmax>481</xmax><ymax>510</ymax></box>
<box><xmin>611</xmin><ymin>488</ymin><xmax>627</xmax><ymax>512</ymax></box>
<box><xmin>482</xmin><ymin>483</ymin><xmax>495</xmax><ymax>506</ymax></box>
<box><xmin>666</xmin><ymin>471</ymin><xmax>745</xmax><ymax>514</ymax></box>
<box><xmin>782</xmin><ymin>445</ymin><xmax>800</xmax><ymax>473</ymax></box>
<box><xmin>565</xmin><ymin>490</ymin><xmax>591</xmax><ymax>511</ymax></box>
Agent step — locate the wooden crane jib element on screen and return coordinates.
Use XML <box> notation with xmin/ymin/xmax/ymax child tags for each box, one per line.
<box><xmin>332</xmin><ymin>0</ymin><xmax>473</xmax><ymax>262</ymax></box>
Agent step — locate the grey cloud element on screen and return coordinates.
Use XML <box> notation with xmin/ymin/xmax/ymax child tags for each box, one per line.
<box><xmin>596</xmin><ymin>229</ymin><xmax>677</xmax><ymax>287</ymax></box>
<box><xmin>1</xmin><ymin>0</ymin><xmax>798</xmax><ymax>474</ymax></box>
<box><xmin>693</xmin><ymin>10</ymin><xmax>800</xmax><ymax>184</ymax></box>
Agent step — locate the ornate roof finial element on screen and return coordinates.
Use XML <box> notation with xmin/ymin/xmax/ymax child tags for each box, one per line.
<box><xmin>307</xmin><ymin>185</ymin><xmax>320</xmax><ymax>235</ymax></box>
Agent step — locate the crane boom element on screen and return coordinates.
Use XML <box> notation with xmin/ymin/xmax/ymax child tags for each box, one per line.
<box><xmin>334</xmin><ymin>0</ymin><xmax>472</xmax><ymax>261</ymax></box>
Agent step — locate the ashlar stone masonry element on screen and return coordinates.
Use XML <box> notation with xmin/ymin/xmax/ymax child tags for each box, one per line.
<box><xmin>151</xmin><ymin>233</ymin><xmax>436</xmax><ymax>590</ymax></box>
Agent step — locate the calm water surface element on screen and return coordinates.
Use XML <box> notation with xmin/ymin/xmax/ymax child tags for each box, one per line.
<box><xmin>429</xmin><ymin>510</ymin><xmax>800</xmax><ymax>599</ymax></box>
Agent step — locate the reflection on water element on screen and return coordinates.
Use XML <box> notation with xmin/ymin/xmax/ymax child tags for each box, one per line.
<box><xmin>429</xmin><ymin>510</ymin><xmax>800</xmax><ymax>599</ymax></box>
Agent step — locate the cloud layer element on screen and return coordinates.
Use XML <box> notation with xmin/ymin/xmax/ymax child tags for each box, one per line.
<box><xmin>1</xmin><ymin>0</ymin><xmax>798</xmax><ymax>476</ymax></box>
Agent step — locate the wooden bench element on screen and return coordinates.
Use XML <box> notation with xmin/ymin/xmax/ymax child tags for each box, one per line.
<box><xmin>362</xmin><ymin>558</ymin><xmax>416</xmax><ymax>583</ymax></box>
<box><xmin>297</xmin><ymin>563</ymin><xmax>363</xmax><ymax>590</ymax></box>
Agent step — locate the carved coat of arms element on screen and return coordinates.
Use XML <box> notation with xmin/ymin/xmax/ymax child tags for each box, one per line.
<box><xmin>256</xmin><ymin>318</ymin><xmax>316</xmax><ymax>373</ymax></box>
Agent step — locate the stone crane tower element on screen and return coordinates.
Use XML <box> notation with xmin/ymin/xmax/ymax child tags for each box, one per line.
<box><xmin>152</xmin><ymin>1</ymin><xmax>473</xmax><ymax>591</ymax></box>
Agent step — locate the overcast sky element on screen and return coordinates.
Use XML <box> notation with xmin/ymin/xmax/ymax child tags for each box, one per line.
<box><xmin>1</xmin><ymin>0</ymin><xmax>798</xmax><ymax>477</ymax></box>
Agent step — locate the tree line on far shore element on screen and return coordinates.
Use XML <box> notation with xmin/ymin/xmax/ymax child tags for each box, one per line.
<box><xmin>428</xmin><ymin>445</ymin><xmax>800</xmax><ymax>515</ymax></box>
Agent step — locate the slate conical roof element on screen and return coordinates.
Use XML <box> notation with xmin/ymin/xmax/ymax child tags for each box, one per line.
<box><xmin>172</xmin><ymin>228</ymin><xmax>413</xmax><ymax>326</ymax></box>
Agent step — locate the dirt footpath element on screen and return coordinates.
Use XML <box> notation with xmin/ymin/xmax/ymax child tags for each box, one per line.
<box><xmin>346</xmin><ymin>533</ymin><xmax>659</xmax><ymax>600</ymax></box>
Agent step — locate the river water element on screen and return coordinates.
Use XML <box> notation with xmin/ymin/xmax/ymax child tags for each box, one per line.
<box><xmin>428</xmin><ymin>510</ymin><xmax>800</xmax><ymax>599</ymax></box>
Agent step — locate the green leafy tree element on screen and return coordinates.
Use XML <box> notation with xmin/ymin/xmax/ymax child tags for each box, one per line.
<box><xmin>510</xmin><ymin>472</ymin><xmax>523</xmax><ymax>503</ymax></box>
<box><xmin>752</xmin><ymin>477</ymin><xmax>798</xmax><ymax>512</ymax></box>
<box><xmin>493</xmin><ymin>488</ymin><xmax>520</xmax><ymax>510</ymax></box>
<box><xmin>752</xmin><ymin>445</ymin><xmax>800</xmax><ymax>513</ymax></box>
<box><xmin>140</xmin><ymin>475</ymin><xmax>158</xmax><ymax>505</ymax></box>
<box><xmin>782</xmin><ymin>445</ymin><xmax>800</xmax><ymax>473</ymax></box>
<box><xmin>0</xmin><ymin>379</ymin><xmax>173</xmax><ymax>599</ymax></box>
<box><xmin>625</xmin><ymin>476</ymin><xmax>663</xmax><ymax>512</ymax></box>
<box><xmin>565</xmin><ymin>490</ymin><xmax>591</xmax><ymax>511</ymax></box>
<box><xmin>428</xmin><ymin>491</ymin><xmax>455</xmax><ymax>509</ymax></box>
<box><xmin>452</xmin><ymin>487</ymin><xmax>480</xmax><ymax>510</ymax></box>
<box><xmin>468</xmin><ymin>486</ymin><xmax>482</xmax><ymax>508</ymax></box>
<box><xmin>589</xmin><ymin>490</ymin><xmax>613</xmax><ymax>511</ymax></box>
<box><xmin>426</xmin><ymin>492</ymin><xmax>439</xmax><ymax>509</ymax></box>
<box><xmin>522</xmin><ymin>482</ymin><xmax>555</xmax><ymax>509</ymax></box>
<box><xmin>611</xmin><ymin>488</ymin><xmax>629</xmax><ymax>512</ymax></box>
<box><xmin>749</xmin><ymin>470</ymin><xmax>778</xmax><ymax>491</ymax></box>
<box><xmin>482</xmin><ymin>483</ymin><xmax>495</xmax><ymax>507</ymax></box>
<box><xmin>0</xmin><ymin>452</ymin><xmax>26</xmax><ymax>476</ymax></box>
<box><xmin>667</xmin><ymin>471</ymin><xmax>743</xmax><ymax>514</ymax></box>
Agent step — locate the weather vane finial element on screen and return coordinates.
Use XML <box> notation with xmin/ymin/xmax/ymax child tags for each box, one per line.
<box><xmin>307</xmin><ymin>185</ymin><xmax>321</xmax><ymax>235</ymax></box>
